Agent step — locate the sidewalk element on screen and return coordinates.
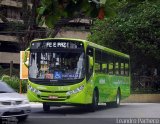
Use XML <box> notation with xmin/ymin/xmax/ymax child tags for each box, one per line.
<box><xmin>122</xmin><ymin>94</ymin><xmax>160</xmax><ymax>103</ymax></box>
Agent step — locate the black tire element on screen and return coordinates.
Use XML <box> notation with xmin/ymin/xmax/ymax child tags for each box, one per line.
<box><xmin>17</xmin><ymin>115</ymin><xmax>28</xmax><ymax>122</ymax></box>
<box><xmin>43</xmin><ymin>103</ymin><xmax>50</xmax><ymax>112</ymax></box>
<box><xmin>107</xmin><ymin>90</ymin><xmax>121</xmax><ymax>107</ymax></box>
<box><xmin>116</xmin><ymin>90</ymin><xmax>121</xmax><ymax>106</ymax></box>
<box><xmin>88</xmin><ymin>90</ymin><xmax>99</xmax><ymax>112</ymax></box>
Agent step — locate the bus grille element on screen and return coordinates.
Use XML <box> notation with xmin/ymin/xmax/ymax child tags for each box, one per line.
<box><xmin>39</xmin><ymin>90</ymin><xmax>67</xmax><ymax>93</ymax></box>
<box><xmin>38</xmin><ymin>95</ymin><xmax>69</xmax><ymax>101</ymax></box>
<box><xmin>37</xmin><ymin>90</ymin><xmax>69</xmax><ymax>101</ymax></box>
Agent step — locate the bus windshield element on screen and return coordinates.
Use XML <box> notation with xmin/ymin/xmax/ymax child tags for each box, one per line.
<box><xmin>29</xmin><ymin>51</ymin><xmax>85</xmax><ymax>80</ymax></box>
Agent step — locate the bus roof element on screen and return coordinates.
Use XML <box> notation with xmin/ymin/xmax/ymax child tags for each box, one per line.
<box><xmin>31</xmin><ymin>38</ymin><xmax>129</xmax><ymax>58</ymax></box>
<box><xmin>86</xmin><ymin>41</ymin><xmax>129</xmax><ymax>58</ymax></box>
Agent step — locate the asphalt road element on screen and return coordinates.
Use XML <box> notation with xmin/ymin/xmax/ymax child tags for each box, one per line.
<box><xmin>22</xmin><ymin>103</ymin><xmax>160</xmax><ymax>124</ymax></box>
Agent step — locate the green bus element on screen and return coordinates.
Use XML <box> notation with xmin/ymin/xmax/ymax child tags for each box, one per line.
<box><xmin>25</xmin><ymin>38</ymin><xmax>130</xmax><ymax>112</ymax></box>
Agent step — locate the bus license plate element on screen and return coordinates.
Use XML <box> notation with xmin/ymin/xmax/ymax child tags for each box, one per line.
<box><xmin>48</xmin><ymin>96</ymin><xmax>58</xmax><ymax>99</ymax></box>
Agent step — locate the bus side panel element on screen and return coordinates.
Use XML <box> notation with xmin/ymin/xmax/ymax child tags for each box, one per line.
<box><xmin>93</xmin><ymin>74</ymin><xmax>105</xmax><ymax>103</ymax></box>
<box><xmin>94</xmin><ymin>74</ymin><xmax>115</xmax><ymax>103</ymax></box>
<box><xmin>108</xmin><ymin>75</ymin><xmax>130</xmax><ymax>102</ymax></box>
<box><xmin>93</xmin><ymin>74</ymin><xmax>130</xmax><ymax>103</ymax></box>
<box><xmin>107</xmin><ymin>75</ymin><xmax>118</xmax><ymax>102</ymax></box>
<box><xmin>120</xmin><ymin>76</ymin><xmax>131</xmax><ymax>100</ymax></box>
<box><xmin>85</xmin><ymin>79</ymin><xmax>95</xmax><ymax>104</ymax></box>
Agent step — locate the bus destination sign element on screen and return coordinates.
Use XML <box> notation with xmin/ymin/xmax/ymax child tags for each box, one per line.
<box><xmin>31</xmin><ymin>40</ymin><xmax>83</xmax><ymax>49</ymax></box>
<box><xmin>46</xmin><ymin>42</ymin><xmax>67</xmax><ymax>48</ymax></box>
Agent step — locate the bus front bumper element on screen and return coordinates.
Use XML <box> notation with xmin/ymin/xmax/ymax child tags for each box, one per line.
<box><xmin>27</xmin><ymin>87</ymin><xmax>92</xmax><ymax>105</ymax></box>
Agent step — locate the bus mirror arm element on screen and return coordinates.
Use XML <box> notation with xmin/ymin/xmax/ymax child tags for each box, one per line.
<box><xmin>24</xmin><ymin>48</ymin><xmax>30</xmax><ymax>68</ymax></box>
<box><xmin>24</xmin><ymin>60</ymin><xmax>29</xmax><ymax>68</ymax></box>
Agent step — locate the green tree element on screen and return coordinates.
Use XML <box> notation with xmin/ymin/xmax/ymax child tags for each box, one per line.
<box><xmin>90</xmin><ymin>1</ymin><xmax>160</xmax><ymax>74</ymax></box>
<box><xmin>17</xmin><ymin>0</ymin><xmax>46</xmax><ymax>50</ymax></box>
<box><xmin>36</xmin><ymin>0</ymin><xmax>129</xmax><ymax>37</ymax></box>
<box><xmin>37</xmin><ymin>0</ymin><xmax>99</xmax><ymax>28</ymax></box>
<box><xmin>0</xmin><ymin>0</ymin><xmax>9</xmax><ymax>22</ymax></box>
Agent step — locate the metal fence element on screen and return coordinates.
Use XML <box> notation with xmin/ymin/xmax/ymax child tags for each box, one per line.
<box><xmin>131</xmin><ymin>75</ymin><xmax>160</xmax><ymax>93</ymax></box>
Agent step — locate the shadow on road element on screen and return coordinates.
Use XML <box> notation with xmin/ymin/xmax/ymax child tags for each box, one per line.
<box><xmin>34</xmin><ymin>104</ymin><xmax>128</xmax><ymax>115</ymax></box>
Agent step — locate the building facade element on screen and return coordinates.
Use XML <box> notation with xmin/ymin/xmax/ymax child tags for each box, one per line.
<box><xmin>0</xmin><ymin>0</ymin><xmax>91</xmax><ymax>69</ymax></box>
<box><xmin>0</xmin><ymin>0</ymin><xmax>31</xmax><ymax>68</ymax></box>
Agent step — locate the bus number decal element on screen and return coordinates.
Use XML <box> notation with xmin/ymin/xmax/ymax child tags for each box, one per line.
<box><xmin>99</xmin><ymin>79</ymin><xmax>106</xmax><ymax>84</ymax></box>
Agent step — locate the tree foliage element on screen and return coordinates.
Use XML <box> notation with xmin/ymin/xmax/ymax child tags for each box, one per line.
<box><xmin>36</xmin><ymin>0</ymin><xmax>130</xmax><ymax>28</ymax></box>
<box><xmin>89</xmin><ymin>1</ymin><xmax>160</xmax><ymax>73</ymax></box>
<box><xmin>37</xmin><ymin>0</ymin><xmax>99</xmax><ymax>28</ymax></box>
<box><xmin>0</xmin><ymin>0</ymin><xmax>9</xmax><ymax>22</ymax></box>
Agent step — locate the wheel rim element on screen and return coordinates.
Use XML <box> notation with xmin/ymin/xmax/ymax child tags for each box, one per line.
<box><xmin>116</xmin><ymin>93</ymin><xmax>120</xmax><ymax>105</ymax></box>
<box><xmin>93</xmin><ymin>91</ymin><xmax>98</xmax><ymax>107</ymax></box>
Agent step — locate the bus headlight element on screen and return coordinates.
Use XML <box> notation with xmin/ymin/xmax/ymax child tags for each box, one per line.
<box><xmin>66</xmin><ymin>85</ymin><xmax>84</xmax><ymax>96</ymax></box>
<box><xmin>28</xmin><ymin>84</ymin><xmax>41</xmax><ymax>95</ymax></box>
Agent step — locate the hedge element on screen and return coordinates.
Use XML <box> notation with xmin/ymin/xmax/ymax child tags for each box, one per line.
<box><xmin>1</xmin><ymin>75</ymin><xmax>27</xmax><ymax>93</ymax></box>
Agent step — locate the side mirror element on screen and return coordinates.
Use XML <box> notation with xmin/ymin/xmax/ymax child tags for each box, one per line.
<box><xmin>23</xmin><ymin>48</ymin><xmax>30</xmax><ymax>68</ymax></box>
<box><xmin>88</xmin><ymin>55</ymin><xmax>93</xmax><ymax>74</ymax></box>
<box><xmin>24</xmin><ymin>58</ymin><xmax>29</xmax><ymax>68</ymax></box>
<box><xmin>89</xmin><ymin>56</ymin><xmax>93</xmax><ymax>67</ymax></box>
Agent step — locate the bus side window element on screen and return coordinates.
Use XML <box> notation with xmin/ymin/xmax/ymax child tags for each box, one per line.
<box><xmin>86</xmin><ymin>47</ymin><xmax>94</xmax><ymax>81</ymax></box>
<box><xmin>115</xmin><ymin>57</ymin><xmax>119</xmax><ymax>75</ymax></box>
<box><xmin>121</xmin><ymin>62</ymin><xmax>125</xmax><ymax>75</ymax></box>
<box><xmin>101</xmin><ymin>51</ymin><xmax>108</xmax><ymax>74</ymax></box>
<box><xmin>108</xmin><ymin>55</ymin><xmax>114</xmax><ymax>75</ymax></box>
<box><xmin>95</xmin><ymin>63</ymin><xmax>101</xmax><ymax>73</ymax></box>
<box><xmin>109</xmin><ymin>63</ymin><xmax>114</xmax><ymax>74</ymax></box>
<box><xmin>102</xmin><ymin>63</ymin><xmax>107</xmax><ymax>73</ymax></box>
<box><xmin>95</xmin><ymin>49</ymin><xmax>101</xmax><ymax>73</ymax></box>
<box><xmin>125</xmin><ymin>62</ymin><xmax>129</xmax><ymax>76</ymax></box>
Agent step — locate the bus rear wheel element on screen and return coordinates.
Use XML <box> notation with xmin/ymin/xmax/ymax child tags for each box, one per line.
<box><xmin>88</xmin><ymin>90</ymin><xmax>99</xmax><ymax>112</ymax></box>
<box><xmin>43</xmin><ymin>103</ymin><xmax>50</xmax><ymax>112</ymax></box>
<box><xmin>107</xmin><ymin>89</ymin><xmax>121</xmax><ymax>107</ymax></box>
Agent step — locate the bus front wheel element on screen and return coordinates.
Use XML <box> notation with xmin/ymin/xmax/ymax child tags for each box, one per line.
<box><xmin>88</xmin><ymin>90</ymin><xmax>99</xmax><ymax>112</ymax></box>
<box><xmin>43</xmin><ymin>103</ymin><xmax>50</xmax><ymax>112</ymax></box>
